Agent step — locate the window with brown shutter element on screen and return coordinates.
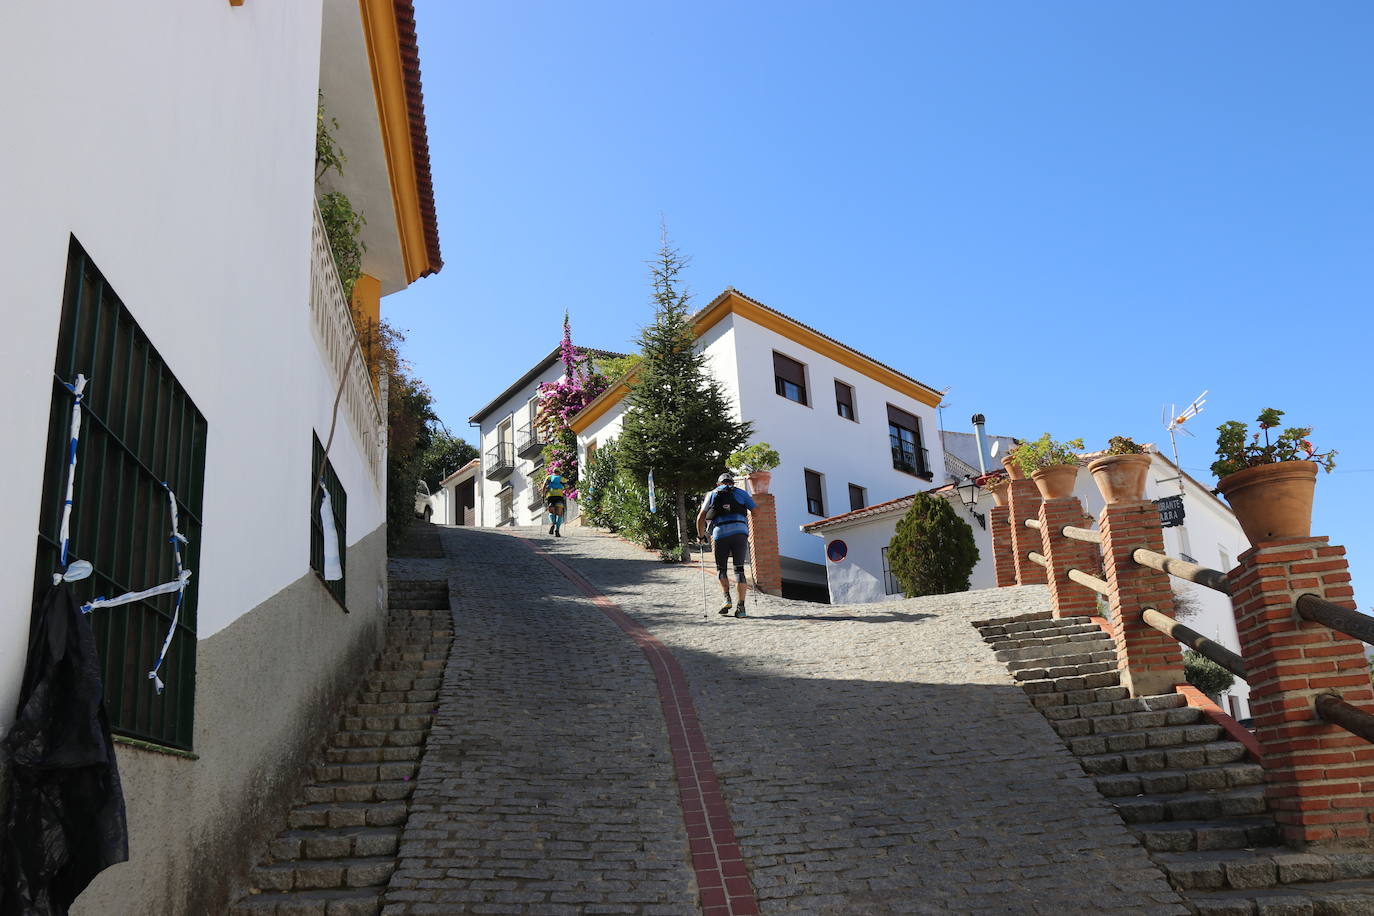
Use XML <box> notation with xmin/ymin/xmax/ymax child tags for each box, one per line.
<box><xmin>805</xmin><ymin>469</ymin><xmax>825</xmax><ymax>516</ymax></box>
<box><xmin>888</xmin><ymin>404</ymin><xmax>929</xmax><ymax>478</ymax></box>
<box><xmin>773</xmin><ymin>352</ymin><xmax>808</xmax><ymax>405</ymax></box>
<box><xmin>835</xmin><ymin>380</ymin><xmax>855</xmax><ymax>420</ymax></box>
<box><xmin>848</xmin><ymin>484</ymin><xmax>866</xmax><ymax>511</ymax></box>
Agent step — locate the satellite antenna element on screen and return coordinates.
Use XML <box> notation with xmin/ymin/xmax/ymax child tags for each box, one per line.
<box><xmin>989</xmin><ymin>440</ymin><xmax>1001</xmax><ymax>458</ymax></box>
<box><xmin>1161</xmin><ymin>390</ymin><xmax>1208</xmax><ymax>498</ymax></box>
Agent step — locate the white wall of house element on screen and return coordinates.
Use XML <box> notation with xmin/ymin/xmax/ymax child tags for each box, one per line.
<box><xmin>727</xmin><ymin>316</ymin><xmax>945</xmax><ymax>572</ymax></box>
<box><xmin>0</xmin><ymin>0</ymin><xmax>390</xmax><ymax>723</ymax></box>
<box><xmin>808</xmin><ymin>494</ymin><xmax>997</xmax><ymax>605</ymax></box>
<box><xmin>475</xmin><ymin>361</ymin><xmax>574</xmax><ymax>528</ymax></box>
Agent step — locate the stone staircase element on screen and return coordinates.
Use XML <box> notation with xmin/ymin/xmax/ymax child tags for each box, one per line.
<box><xmin>976</xmin><ymin>611</ymin><xmax>1374</xmax><ymax>915</ymax></box>
<box><xmin>229</xmin><ymin>579</ymin><xmax>452</xmax><ymax>915</ymax></box>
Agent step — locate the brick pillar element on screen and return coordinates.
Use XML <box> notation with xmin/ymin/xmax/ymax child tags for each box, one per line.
<box><xmin>1007</xmin><ymin>480</ymin><xmax>1047</xmax><ymax>585</ymax></box>
<box><xmin>989</xmin><ymin>505</ymin><xmax>1017</xmax><ymax>587</ymax></box>
<box><xmin>747</xmin><ymin>493</ymin><xmax>782</xmax><ymax>596</ymax></box>
<box><xmin>1098</xmin><ymin>501</ymin><xmax>1183</xmax><ymax>697</ymax></box>
<box><xmin>1038</xmin><ymin>496</ymin><xmax>1100</xmax><ymax>619</ymax></box>
<box><xmin>1230</xmin><ymin>538</ymin><xmax>1374</xmax><ymax>848</ymax></box>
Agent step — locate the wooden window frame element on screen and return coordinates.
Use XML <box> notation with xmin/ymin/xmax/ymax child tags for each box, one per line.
<box><xmin>773</xmin><ymin>351</ymin><xmax>809</xmax><ymax>406</ymax></box>
<box><xmin>848</xmin><ymin>484</ymin><xmax>867</xmax><ymax>512</ymax></box>
<box><xmin>804</xmin><ymin>468</ymin><xmax>826</xmax><ymax>517</ymax></box>
<box><xmin>835</xmin><ymin>380</ymin><xmax>856</xmax><ymax>421</ymax></box>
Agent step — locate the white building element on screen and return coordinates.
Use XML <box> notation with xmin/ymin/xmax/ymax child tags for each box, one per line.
<box><xmin>802</xmin><ymin>439</ymin><xmax>1255</xmax><ymax>719</ymax></box>
<box><xmin>570</xmin><ymin>288</ymin><xmax>947</xmax><ymax>600</ymax></box>
<box><xmin>0</xmin><ymin>2</ymin><xmax>442</xmax><ymax>912</ymax></box>
<box><xmin>469</xmin><ymin>346</ymin><xmax>624</xmax><ymax>528</ymax></box>
<box><xmin>430</xmin><ymin>458</ymin><xmax>480</xmax><ymax>526</ymax></box>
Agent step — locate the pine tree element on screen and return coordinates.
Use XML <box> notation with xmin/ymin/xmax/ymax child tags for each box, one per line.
<box><xmin>886</xmin><ymin>492</ymin><xmax>980</xmax><ymax>596</ymax></box>
<box><xmin>617</xmin><ymin>229</ymin><xmax>752</xmax><ymax>560</ymax></box>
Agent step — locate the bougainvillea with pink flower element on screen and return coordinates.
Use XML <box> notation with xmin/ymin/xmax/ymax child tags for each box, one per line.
<box><xmin>532</xmin><ymin>314</ymin><xmax>610</xmax><ymax>500</ymax></box>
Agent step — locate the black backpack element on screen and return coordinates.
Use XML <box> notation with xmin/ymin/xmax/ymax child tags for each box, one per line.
<box><xmin>705</xmin><ymin>486</ymin><xmax>741</xmax><ymax>522</ymax></box>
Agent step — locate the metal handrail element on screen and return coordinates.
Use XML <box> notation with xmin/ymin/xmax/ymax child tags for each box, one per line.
<box><xmin>1297</xmin><ymin>594</ymin><xmax>1374</xmax><ymax>648</ymax></box>
<box><xmin>1063</xmin><ymin>525</ymin><xmax>1102</xmax><ymax>544</ymax></box>
<box><xmin>1068</xmin><ymin>568</ymin><xmax>1110</xmax><ymax>596</ymax></box>
<box><xmin>1132</xmin><ymin>548</ymin><xmax>1231</xmax><ymax>595</ymax></box>
<box><xmin>1316</xmin><ymin>694</ymin><xmax>1374</xmax><ymax>744</ymax></box>
<box><xmin>1027</xmin><ymin>551</ymin><xmax>1048</xmax><ymax>568</ymax></box>
<box><xmin>1141</xmin><ymin>608</ymin><xmax>1247</xmax><ymax>679</ymax></box>
<box><xmin>1024</xmin><ymin>518</ymin><xmax>1042</xmax><ymax>530</ymax></box>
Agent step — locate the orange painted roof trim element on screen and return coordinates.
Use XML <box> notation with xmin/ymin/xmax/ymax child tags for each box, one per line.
<box><xmin>359</xmin><ymin>0</ymin><xmax>442</xmax><ymax>282</ymax></box>
<box><xmin>569</xmin><ymin>288</ymin><xmax>945</xmax><ymax>433</ymax></box>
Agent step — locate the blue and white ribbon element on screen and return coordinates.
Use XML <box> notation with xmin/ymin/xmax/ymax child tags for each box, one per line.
<box><xmin>55</xmin><ymin>374</ymin><xmax>88</xmax><ymax>578</ymax></box>
<box><xmin>647</xmin><ymin>469</ymin><xmax>657</xmax><ymax>514</ymax></box>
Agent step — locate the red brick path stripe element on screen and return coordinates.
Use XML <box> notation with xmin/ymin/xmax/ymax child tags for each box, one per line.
<box><xmin>518</xmin><ymin>537</ymin><xmax>761</xmax><ymax>916</ymax></box>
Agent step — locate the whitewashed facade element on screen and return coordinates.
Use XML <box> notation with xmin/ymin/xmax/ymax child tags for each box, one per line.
<box><xmin>0</xmin><ymin>1</ymin><xmax>441</xmax><ymax>912</ymax></box>
<box><xmin>572</xmin><ymin>289</ymin><xmax>947</xmax><ymax>596</ymax></box>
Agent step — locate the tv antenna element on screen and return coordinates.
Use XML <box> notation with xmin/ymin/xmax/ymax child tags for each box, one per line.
<box><xmin>1160</xmin><ymin>390</ymin><xmax>1207</xmax><ymax>498</ymax></box>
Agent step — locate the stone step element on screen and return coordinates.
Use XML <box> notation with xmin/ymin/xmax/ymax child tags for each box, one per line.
<box><xmin>1019</xmin><ymin>670</ymin><xmax>1121</xmax><ymax>695</ymax></box>
<box><xmin>1029</xmin><ymin>685</ymin><xmax>1131</xmax><ymax>709</ymax></box>
<box><xmin>330</xmin><ymin>729</ymin><xmax>426</xmax><ymax>750</ymax></box>
<box><xmin>1006</xmin><ymin>649</ymin><xmax>1117</xmax><ymax>672</ymax></box>
<box><xmin>1014</xmin><ymin>659</ymin><xmax>1117</xmax><ymax>683</ymax></box>
<box><xmin>362</xmin><ymin>675</ymin><xmax>441</xmax><ymax>691</ymax></box>
<box><xmin>972</xmin><ymin>611</ymin><xmax>1054</xmax><ymax>631</ymax></box>
<box><xmin>1068</xmin><ymin>722</ymin><xmax>1222</xmax><ymax>757</ymax></box>
<box><xmin>1051</xmin><ymin>705</ymin><xmax>1201</xmax><ymax>738</ymax></box>
<box><xmin>1093</xmin><ymin>762</ymin><xmax>1264</xmax><ymax>798</ymax></box>
<box><xmin>287</xmin><ymin>800</ymin><xmax>408</xmax><ymax>831</ymax></box>
<box><xmin>322</xmin><ymin>745</ymin><xmax>421</xmax><ymax>765</ymax></box>
<box><xmin>989</xmin><ymin>629</ymin><xmax>1113</xmax><ymax>653</ymax></box>
<box><xmin>339</xmin><ymin>714</ymin><xmax>433</xmax><ymax>733</ymax></box>
<box><xmin>301</xmin><ymin>781</ymin><xmax>414</xmax><ymax>805</ymax></box>
<box><xmin>1132</xmin><ymin>816</ymin><xmax>1283</xmax><ymax>853</ymax></box>
<box><xmin>228</xmin><ymin>886</ymin><xmax>381</xmax><ymax>915</ymax></box>
<box><xmin>1184</xmin><ymin>878</ymin><xmax>1374</xmax><ymax>916</ymax></box>
<box><xmin>347</xmin><ymin>702</ymin><xmax>436</xmax><ymax>718</ymax></box>
<box><xmin>1079</xmin><ymin>739</ymin><xmax>1249</xmax><ymax>775</ymax></box>
<box><xmin>269</xmin><ymin>827</ymin><xmax>401</xmax><ymax>862</ymax></box>
<box><xmin>312</xmin><ymin>761</ymin><xmax>418</xmax><ymax>785</ymax></box>
<box><xmin>249</xmin><ymin>856</ymin><xmax>396</xmax><ymax>892</ymax></box>
<box><xmin>1158</xmin><ymin>848</ymin><xmax>1374</xmax><ymax>893</ymax></box>
<box><xmin>1041</xmin><ymin>692</ymin><xmax>1188</xmax><ymax>721</ymax></box>
<box><xmin>1112</xmin><ymin>785</ymin><xmax>1267</xmax><ymax>825</ymax></box>
<box><xmin>352</xmin><ymin>689</ymin><xmax>439</xmax><ymax>706</ymax></box>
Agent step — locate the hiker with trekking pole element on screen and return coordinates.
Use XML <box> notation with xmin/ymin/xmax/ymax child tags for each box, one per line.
<box><xmin>696</xmin><ymin>472</ymin><xmax>757</xmax><ymax>618</ymax></box>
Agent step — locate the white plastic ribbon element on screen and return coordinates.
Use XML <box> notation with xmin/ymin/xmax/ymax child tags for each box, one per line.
<box><xmin>320</xmin><ymin>487</ymin><xmax>343</xmax><ymax>581</ymax></box>
<box><xmin>146</xmin><ymin>485</ymin><xmax>189</xmax><ymax>693</ymax></box>
<box><xmin>647</xmin><ymin>469</ymin><xmax>657</xmax><ymax>514</ymax></box>
<box><xmin>84</xmin><ymin>570</ymin><xmax>192</xmax><ymax>614</ymax></box>
<box><xmin>58</xmin><ymin>374</ymin><xmax>88</xmax><ymax>572</ymax></box>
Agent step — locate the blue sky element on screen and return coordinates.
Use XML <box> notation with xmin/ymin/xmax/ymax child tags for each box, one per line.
<box><xmin>392</xmin><ymin>1</ymin><xmax>1373</xmax><ymax>600</ymax></box>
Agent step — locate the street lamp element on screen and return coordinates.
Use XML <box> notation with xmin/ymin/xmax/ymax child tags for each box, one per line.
<box><xmin>956</xmin><ymin>475</ymin><xmax>987</xmax><ymax>529</ymax></box>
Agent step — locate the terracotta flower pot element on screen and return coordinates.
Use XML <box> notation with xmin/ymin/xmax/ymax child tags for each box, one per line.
<box><xmin>1088</xmin><ymin>453</ymin><xmax>1152</xmax><ymax>505</ymax></box>
<box><xmin>1001</xmin><ymin>454</ymin><xmax>1025</xmax><ymax>481</ymax></box>
<box><xmin>1030</xmin><ymin>464</ymin><xmax>1078</xmax><ymax>500</ymax></box>
<box><xmin>984</xmin><ymin>477</ymin><xmax>1011</xmax><ymax>508</ymax></box>
<box><xmin>746</xmin><ymin>470</ymin><xmax>772</xmax><ymax>495</ymax></box>
<box><xmin>1216</xmin><ymin>460</ymin><xmax>1318</xmax><ymax>544</ymax></box>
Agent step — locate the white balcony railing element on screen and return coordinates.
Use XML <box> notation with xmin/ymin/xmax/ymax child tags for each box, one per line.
<box><xmin>311</xmin><ymin>201</ymin><xmax>385</xmax><ymax>488</ymax></box>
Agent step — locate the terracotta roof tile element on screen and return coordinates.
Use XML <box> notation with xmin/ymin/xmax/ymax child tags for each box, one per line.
<box><xmin>393</xmin><ymin>1</ymin><xmax>442</xmax><ymax>276</ymax></box>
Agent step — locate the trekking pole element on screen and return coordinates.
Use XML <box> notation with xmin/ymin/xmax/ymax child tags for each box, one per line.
<box><xmin>699</xmin><ymin>539</ymin><xmax>708</xmax><ymax>619</ymax></box>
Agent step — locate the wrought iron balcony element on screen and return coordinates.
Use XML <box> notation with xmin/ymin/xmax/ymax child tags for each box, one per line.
<box><xmin>516</xmin><ymin>422</ymin><xmax>545</xmax><ymax>459</ymax></box>
<box><xmin>891</xmin><ymin>444</ymin><xmax>932</xmax><ymax>480</ymax></box>
<box><xmin>485</xmin><ymin>443</ymin><xmax>514</xmax><ymax>480</ymax></box>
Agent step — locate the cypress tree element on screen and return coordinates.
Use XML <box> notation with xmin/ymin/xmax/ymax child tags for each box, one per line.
<box><xmin>886</xmin><ymin>492</ymin><xmax>980</xmax><ymax>596</ymax></box>
<box><xmin>617</xmin><ymin>230</ymin><xmax>752</xmax><ymax>560</ymax></box>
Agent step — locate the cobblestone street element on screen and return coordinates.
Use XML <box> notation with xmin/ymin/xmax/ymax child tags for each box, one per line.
<box><xmin>384</xmin><ymin>524</ymin><xmax>1187</xmax><ymax>915</ymax></box>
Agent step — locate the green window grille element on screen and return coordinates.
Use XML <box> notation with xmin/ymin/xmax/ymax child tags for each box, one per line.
<box><xmin>310</xmin><ymin>434</ymin><xmax>347</xmax><ymax>609</ymax></box>
<box><xmin>34</xmin><ymin>237</ymin><xmax>207</xmax><ymax>751</ymax></box>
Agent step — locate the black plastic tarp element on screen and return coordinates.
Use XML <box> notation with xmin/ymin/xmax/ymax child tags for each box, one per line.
<box><xmin>1</xmin><ymin>582</ymin><xmax>128</xmax><ymax>916</ymax></box>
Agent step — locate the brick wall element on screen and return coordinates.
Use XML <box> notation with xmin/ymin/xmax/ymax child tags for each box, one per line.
<box><xmin>748</xmin><ymin>493</ymin><xmax>782</xmax><ymax>596</ymax></box>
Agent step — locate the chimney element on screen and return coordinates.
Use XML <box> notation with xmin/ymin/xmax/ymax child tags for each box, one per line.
<box><xmin>971</xmin><ymin>413</ymin><xmax>989</xmax><ymax>475</ymax></box>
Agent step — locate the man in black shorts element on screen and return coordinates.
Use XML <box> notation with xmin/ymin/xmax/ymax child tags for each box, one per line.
<box><xmin>695</xmin><ymin>472</ymin><xmax>758</xmax><ymax>617</ymax></box>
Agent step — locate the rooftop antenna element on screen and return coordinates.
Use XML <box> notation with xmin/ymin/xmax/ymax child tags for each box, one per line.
<box><xmin>1160</xmin><ymin>390</ymin><xmax>1208</xmax><ymax>498</ymax></box>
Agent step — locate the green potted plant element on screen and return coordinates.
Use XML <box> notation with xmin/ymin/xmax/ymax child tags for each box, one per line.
<box><xmin>1016</xmin><ymin>433</ymin><xmax>1085</xmax><ymax>500</ymax></box>
<box><xmin>1000</xmin><ymin>441</ymin><xmax>1026</xmax><ymax>480</ymax></box>
<box><xmin>1088</xmin><ymin>436</ymin><xmax>1152</xmax><ymax>505</ymax></box>
<box><xmin>728</xmin><ymin>441</ymin><xmax>781</xmax><ymax>495</ymax></box>
<box><xmin>977</xmin><ymin>472</ymin><xmax>1011</xmax><ymax>508</ymax></box>
<box><xmin>1212</xmin><ymin>409</ymin><xmax>1336</xmax><ymax>544</ymax></box>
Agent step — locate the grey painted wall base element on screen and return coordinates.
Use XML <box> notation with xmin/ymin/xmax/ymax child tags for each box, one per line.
<box><xmin>61</xmin><ymin>522</ymin><xmax>389</xmax><ymax>916</ymax></box>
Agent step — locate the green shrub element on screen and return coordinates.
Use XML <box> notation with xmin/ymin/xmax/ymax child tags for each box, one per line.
<box><xmin>886</xmin><ymin>492</ymin><xmax>980</xmax><ymax>597</ymax></box>
<box><xmin>1184</xmin><ymin>649</ymin><xmax>1235</xmax><ymax>698</ymax></box>
<box><xmin>1013</xmin><ymin>433</ymin><xmax>1084</xmax><ymax>477</ymax></box>
<box><xmin>581</xmin><ymin>438</ymin><xmax>678</xmax><ymax>550</ymax></box>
